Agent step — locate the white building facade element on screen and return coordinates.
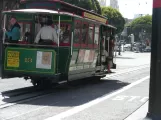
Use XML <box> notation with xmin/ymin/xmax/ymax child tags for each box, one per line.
<box><xmin>134</xmin><ymin>14</ymin><xmax>144</xmax><ymax>19</ymax></box>
<box><xmin>98</xmin><ymin>0</ymin><xmax>106</xmax><ymax>7</ymax></box>
<box><xmin>110</xmin><ymin>0</ymin><xmax>119</xmax><ymax>10</ymax></box>
<box><xmin>98</xmin><ymin>0</ymin><xmax>119</xmax><ymax>10</ymax></box>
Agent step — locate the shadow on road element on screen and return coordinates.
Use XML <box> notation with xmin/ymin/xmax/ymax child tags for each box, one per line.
<box><xmin>2</xmin><ymin>78</ymin><xmax>129</xmax><ymax>108</ymax></box>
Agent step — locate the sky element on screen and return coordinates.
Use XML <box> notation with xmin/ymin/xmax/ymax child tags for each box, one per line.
<box><xmin>106</xmin><ymin>0</ymin><xmax>153</xmax><ymax>19</ymax></box>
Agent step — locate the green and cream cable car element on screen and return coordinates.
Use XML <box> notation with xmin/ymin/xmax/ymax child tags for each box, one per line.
<box><xmin>1</xmin><ymin>0</ymin><xmax>117</xmax><ymax>87</ymax></box>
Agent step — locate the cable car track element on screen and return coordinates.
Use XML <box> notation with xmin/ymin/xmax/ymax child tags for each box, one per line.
<box><xmin>0</xmin><ymin>83</ymin><xmax>64</xmax><ymax>109</ymax></box>
<box><xmin>1</xmin><ymin>86</ymin><xmax>35</xmax><ymax>97</ymax></box>
<box><xmin>0</xmin><ymin>64</ymin><xmax>150</xmax><ymax>110</ymax></box>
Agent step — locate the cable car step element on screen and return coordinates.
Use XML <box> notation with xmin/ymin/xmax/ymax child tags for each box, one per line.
<box><xmin>94</xmin><ymin>71</ymin><xmax>110</xmax><ymax>77</ymax></box>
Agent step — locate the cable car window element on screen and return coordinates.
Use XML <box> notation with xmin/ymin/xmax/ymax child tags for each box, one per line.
<box><xmin>53</xmin><ymin>23</ymin><xmax>71</xmax><ymax>45</ymax></box>
<box><xmin>74</xmin><ymin>21</ymin><xmax>81</xmax><ymax>44</ymax></box>
<box><xmin>82</xmin><ymin>23</ymin><xmax>88</xmax><ymax>45</ymax></box>
<box><xmin>18</xmin><ymin>22</ymin><xmax>31</xmax><ymax>42</ymax></box>
<box><xmin>94</xmin><ymin>26</ymin><xmax>99</xmax><ymax>46</ymax></box>
<box><xmin>4</xmin><ymin>14</ymin><xmax>32</xmax><ymax>43</ymax></box>
<box><xmin>59</xmin><ymin>23</ymin><xmax>71</xmax><ymax>44</ymax></box>
<box><xmin>34</xmin><ymin>14</ymin><xmax>52</xmax><ymax>36</ymax></box>
<box><xmin>88</xmin><ymin>24</ymin><xmax>94</xmax><ymax>45</ymax></box>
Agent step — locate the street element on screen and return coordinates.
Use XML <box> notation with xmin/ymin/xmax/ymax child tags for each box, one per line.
<box><xmin>0</xmin><ymin>52</ymin><xmax>150</xmax><ymax>120</ymax></box>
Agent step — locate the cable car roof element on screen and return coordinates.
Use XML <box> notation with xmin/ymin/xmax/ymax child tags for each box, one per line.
<box><xmin>20</xmin><ymin>0</ymin><xmax>108</xmax><ymax>19</ymax></box>
<box><xmin>3</xmin><ymin>9</ymin><xmax>59</xmax><ymax>14</ymax></box>
<box><xmin>3</xmin><ymin>9</ymin><xmax>117</xmax><ymax>29</ymax></box>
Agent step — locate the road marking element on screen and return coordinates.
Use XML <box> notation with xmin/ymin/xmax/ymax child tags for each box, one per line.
<box><xmin>128</xmin><ymin>96</ymin><xmax>141</xmax><ymax>102</ymax></box>
<box><xmin>140</xmin><ymin>97</ymin><xmax>149</xmax><ymax>103</ymax></box>
<box><xmin>128</xmin><ymin>96</ymin><xmax>140</xmax><ymax>102</ymax></box>
<box><xmin>112</xmin><ymin>96</ymin><xmax>129</xmax><ymax>101</ymax></box>
<box><xmin>112</xmin><ymin>96</ymin><xmax>149</xmax><ymax>102</ymax></box>
<box><xmin>45</xmin><ymin>76</ymin><xmax>150</xmax><ymax>120</ymax></box>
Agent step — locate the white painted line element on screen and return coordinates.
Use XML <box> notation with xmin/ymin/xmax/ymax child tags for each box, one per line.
<box><xmin>45</xmin><ymin>76</ymin><xmax>150</xmax><ymax>120</ymax></box>
<box><xmin>112</xmin><ymin>96</ymin><xmax>149</xmax><ymax>103</ymax></box>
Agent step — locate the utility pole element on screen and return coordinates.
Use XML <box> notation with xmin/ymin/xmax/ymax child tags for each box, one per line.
<box><xmin>147</xmin><ymin>0</ymin><xmax>161</xmax><ymax>119</ymax></box>
<box><xmin>118</xmin><ymin>42</ymin><xmax>121</xmax><ymax>55</ymax></box>
<box><xmin>118</xmin><ymin>35</ymin><xmax>121</xmax><ymax>55</ymax></box>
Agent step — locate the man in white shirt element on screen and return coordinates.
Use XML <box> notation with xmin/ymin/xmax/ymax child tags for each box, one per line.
<box><xmin>34</xmin><ymin>20</ymin><xmax>58</xmax><ymax>45</ymax></box>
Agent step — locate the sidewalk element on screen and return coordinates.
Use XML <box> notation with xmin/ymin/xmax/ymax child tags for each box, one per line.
<box><xmin>113</xmin><ymin>51</ymin><xmax>150</xmax><ymax>71</ymax></box>
<box><xmin>125</xmin><ymin>101</ymin><xmax>149</xmax><ymax>120</ymax></box>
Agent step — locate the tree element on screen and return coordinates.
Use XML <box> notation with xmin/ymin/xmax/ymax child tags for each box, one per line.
<box><xmin>129</xmin><ymin>15</ymin><xmax>152</xmax><ymax>42</ymax></box>
<box><xmin>64</xmin><ymin>0</ymin><xmax>101</xmax><ymax>14</ymax></box>
<box><xmin>130</xmin><ymin>15</ymin><xmax>152</xmax><ymax>33</ymax></box>
<box><xmin>93</xmin><ymin>0</ymin><xmax>101</xmax><ymax>14</ymax></box>
<box><xmin>101</xmin><ymin>7</ymin><xmax>125</xmax><ymax>34</ymax></box>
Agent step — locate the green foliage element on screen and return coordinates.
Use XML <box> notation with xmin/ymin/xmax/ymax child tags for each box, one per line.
<box><xmin>101</xmin><ymin>7</ymin><xmax>125</xmax><ymax>33</ymax></box>
<box><xmin>130</xmin><ymin>15</ymin><xmax>152</xmax><ymax>33</ymax></box>
<box><xmin>64</xmin><ymin>0</ymin><xmax>102</xmax><ymax>14</ymax></box>
<box><xmin>64</xmin><ymin>0</ymin><xmax>92</xmax><ymax>10</ymax></box>
<box><xmin>91</xmin><ymin>0</ymin><xmax>97</xmax><ymax>11</ymax></box>
<box><xmin>129</xmin><ymin>15</ymin><xmax>152</xmax><ymax>41</ymax></box>
<box><xmin>94</xmin><ymin>0</ymin><xmax>102</xmax><ymax>14</ymax></box>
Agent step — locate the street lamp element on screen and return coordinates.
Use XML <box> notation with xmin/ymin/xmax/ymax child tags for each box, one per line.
<box><xmin>115</xmin><ymin>35</ymin><xmax>118</xmax><ymax>57</ymax></box>
<box><xmin>118</xmin><ymin>34</ymin><xmax>122</xmax><ymax>55</ymax></box>
<box><xmin>118</xmin><ymin>40</ymin><xmax>121</xmax><ymax>55</ymax></box>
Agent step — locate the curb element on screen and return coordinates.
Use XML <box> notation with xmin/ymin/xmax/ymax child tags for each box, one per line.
<box><xmin>124</xmin><ymin>101</ymin><xmax>148</xmax><ymax>120</ymax></box>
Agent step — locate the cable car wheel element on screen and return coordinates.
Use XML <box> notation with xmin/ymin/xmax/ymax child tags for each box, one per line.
<box><xmin>31</xmin><ymin>77</ymin><xmax>52</xmax><ymax>88</ymax></box>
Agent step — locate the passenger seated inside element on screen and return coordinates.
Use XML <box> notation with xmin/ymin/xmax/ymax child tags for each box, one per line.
<box><xmin>24</xmin><ymin>29</ymin><xmax>31</xmax><ymax>43</ymax></box>
<box><xmin>61</xmin><ymin>25</ymin><xmax>70</xmax><ymax>43</ymax></box>
<box><xmin>34</xmin><ymin>19</ymin><xmax>58</xmax><ymax>45</ymax></box>
<box><xmin>19</xmin><ymin>28</ymin><xmax>32</xmax><ymax>44</ymax></box>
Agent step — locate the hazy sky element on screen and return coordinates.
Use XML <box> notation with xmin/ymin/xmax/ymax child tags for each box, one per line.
<box><xmin>106</xmin><ymin>0</ymin><xmax>153</xmax><ymax>19</ymax></box>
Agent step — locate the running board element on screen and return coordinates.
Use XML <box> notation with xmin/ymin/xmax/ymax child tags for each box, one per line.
<box><xmin>93</xmin><ymin>71</ymin><xmax>111</xmax><ymax>77</ymax></box>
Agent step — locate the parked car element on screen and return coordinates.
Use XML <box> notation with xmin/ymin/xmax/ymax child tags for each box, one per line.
<box><xmin>144</xmin><ymin>48</ymin><xmax>151</xmax><ymax>52</ymax></box>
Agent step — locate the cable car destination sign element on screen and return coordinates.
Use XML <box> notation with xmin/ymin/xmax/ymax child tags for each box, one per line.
<box><xmin>82</xmin><ymin>12</ymin><xmax>107</xmax><ymax>24</ymax></box>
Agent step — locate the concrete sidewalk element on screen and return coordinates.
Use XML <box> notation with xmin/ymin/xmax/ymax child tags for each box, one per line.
<box><xmin>113</xmin><ymin>51</ymin><xmax>150</xmax><ymax>71</ymax></box>
<box><xmin>125</xmin><ymin>101</ymin><xmax>149</xmax><ymax>120</ymax></box>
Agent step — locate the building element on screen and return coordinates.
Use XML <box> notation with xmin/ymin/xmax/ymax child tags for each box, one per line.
<box><xmin>110</xmin><ymin>0</ymin><xmax>119</xmax><ymax>10</ymax></box>
<box><xmin>98</xmin><ymin>0</ymin><xmax>119</xmax><ymax>10</ymax></box>
<box><xmin>134</xmin><ymin>14</ymin><xmax>150</xmax><ymax>19</ymax></box>
<box><xmin>98</xmin><ymin>0</ymin><xmax>106</xmax><ymax>7</ymax></box>
<box><xmin>134</xmin><ymin>14</ymin><xmax>144</xmax><ymax>19</ymax></box>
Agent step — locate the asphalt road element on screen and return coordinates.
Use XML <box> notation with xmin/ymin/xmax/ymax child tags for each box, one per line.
<box><xmin>0</xmin><ymin>52</ymin><xmax>150</xmax><ymax>120</ymax></box>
